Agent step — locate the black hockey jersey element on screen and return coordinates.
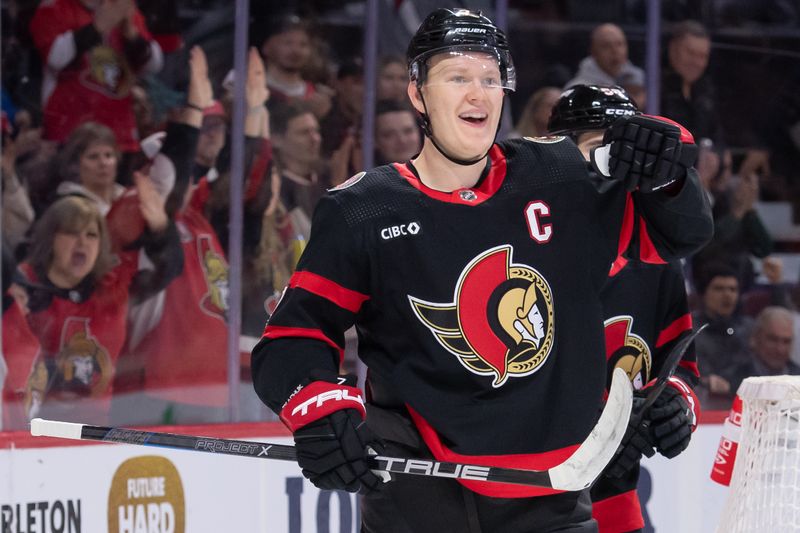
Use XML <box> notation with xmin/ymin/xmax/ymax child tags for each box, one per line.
<box><xmin>252</xmin><ymin>137</ymin><xmax>712</xmax><ymax>498</ymax></box>
<box><xmin>591</xmin><ymin>260</ymin><xmax>699</xmax><ymax>532</ymax></box>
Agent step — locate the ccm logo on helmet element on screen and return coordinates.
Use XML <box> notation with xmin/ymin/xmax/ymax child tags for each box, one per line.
<box><xmin>381</xmin><ymin>222</ymin><xmax>421</xmax><ymax>240</ymax></box>
<box><xmin>290</xmin><ymin>389</ymin><xmax>365</xmax><ymax>417</ymax></box>
<box><xmin>605</xmin><ymin>108</ymin><xmax>636</xmax><ymax>116</ymax></box>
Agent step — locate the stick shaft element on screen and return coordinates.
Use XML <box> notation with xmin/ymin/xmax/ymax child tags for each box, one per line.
<box><xmin>641</xmin><ymin>323</ymin><xmax>707</xmax><ymax>413</ymax></box>
<box><xmin>31</xmin><ymin>419</ymin><xmax>553</xmax><ymax>488</ymax></box>
<box><xmin>83</xmin><ymin>425</ymin><xmax>299</xmax><ymax>462</ymax></box>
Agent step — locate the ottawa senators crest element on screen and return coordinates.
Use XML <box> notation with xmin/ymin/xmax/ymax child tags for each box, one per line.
<box><xmin>409</xmin><ymin>245</ymin><xmax>554</xmax><ymax>388</ymax></box>
<box><xmin>54</xmin><ymin>317</ymin><xmax>113</xmax><ymax>397</ymax></box>
<box><xmin>80</xmin><ymin>45</ymin><xmax>133</xmax><ymax>98</ymax></box>
<box><xmin>604</xmin><ymin>316</ymin><xmax>652</xmax><ymax>390</ymax></box>
<box><xmin>198</xmin><ymin>235</ymin><xmax>229</xmax><ymax>319</ymax></box>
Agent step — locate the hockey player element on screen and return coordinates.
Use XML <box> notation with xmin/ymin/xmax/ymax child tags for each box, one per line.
<box><xmin>549</xmin><ymin>84</ymin><xmax>702</xmax><ymax>533</ymax></box>
<box><xmin>252</xmin><ymin>9</ymin><xmax>712</xmax><ymax>532</ymax></box>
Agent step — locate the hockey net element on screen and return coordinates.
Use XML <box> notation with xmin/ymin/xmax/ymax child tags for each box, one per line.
<box><xmin>717</xmin><ymin>376</ymin><xmax>800</xmax><ymax>533</ymax></box>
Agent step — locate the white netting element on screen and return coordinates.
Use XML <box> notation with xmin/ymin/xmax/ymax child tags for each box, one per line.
<box><xmin>717</xmin><ymin>376</ymin><xmax>800</xmax><ymax>533</ymax></box>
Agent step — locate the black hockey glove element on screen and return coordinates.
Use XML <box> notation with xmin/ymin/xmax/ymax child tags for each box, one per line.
<box><xmin>280</xmin><ymin>373</ymin><xmax>386</xmax><ymax>494</ymax></box>
<box><xmin>604</xmin><ymin>391</ymin><xmax>656</xmax><ymax>479</ymax></box>
<box><xmin>294</xmin><ymin>409</ymin><xmax>386</xmax><ymax>493</ymax></box>
<box><xmin>603</xmin><ymin>114</ymin><xmax>698</xmax><ymax>193</ymax></box>
<box><xmin>647</xmin><ymin>385</ymin><xmax>693</xmax><ymax>459</ymax></box>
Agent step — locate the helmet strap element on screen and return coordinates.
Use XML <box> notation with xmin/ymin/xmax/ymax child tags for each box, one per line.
<box><xmin>416</xmin><ymin>84</ymin><xmax>505</xmax><ymax>167</ymax></box>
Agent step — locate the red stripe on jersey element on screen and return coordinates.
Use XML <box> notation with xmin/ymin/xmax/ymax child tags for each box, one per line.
<box><xmin>609</xmin><ymin>193</ymin><xmax>635</xmax><ymax>277</ymax></box>
<box><xmin>679</xmin><ymin>360</ymin><xmax>700</xmax><ymax>377</ymax></box>
<box><xmin>289</xmin><ymin>271</ymin><xmax>369</xmax><ymax>313</ymax></box>
<box><xmin>407</xmin><ymin>406</ymin><xmax>579</xmax><ymax>498</ymax></box>
<box><xmin>592</xmin><ymin>489</ymin><xmax>645</xmax><ymax>533</ymax></box>
<box><xmin>262</xmin><ymin>325</ymin><xmax>344</xmax><ymax>362</ymax></box>
<box><xmin>393</xmin><ymin>145</ymin><xmax>507</xmax><ymax>205</ymax></box>
<box><xmin>638</xmin><ymin>215</ymin><xmax>667</xmax><ymax>264</ymax></box>
<box><xmin>608</xmin><ymin>255</ymin><xmax>628</xmax><ymax>277</ymax></box>
<box><xmin>655</xmin><ymin>313</ymin><xmax>692</xmax><ymax>348</ymax></box>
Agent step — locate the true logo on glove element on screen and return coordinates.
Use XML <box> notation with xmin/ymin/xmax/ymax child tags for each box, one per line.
<box><xmin>290</xmin><ymin>389</ymin><xmax>365</xmax><ymax>417</ymax></box>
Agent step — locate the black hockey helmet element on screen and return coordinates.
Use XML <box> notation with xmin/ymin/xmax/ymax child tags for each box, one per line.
<box><xmin>406</xmin><ymin>8</ymin><xmax>516</xmax><ymax>92</ymax></box>
<box><xmin>547</xmin><ymin>85</ymin><xmax>639</xmax><ymax>135</ymax></box>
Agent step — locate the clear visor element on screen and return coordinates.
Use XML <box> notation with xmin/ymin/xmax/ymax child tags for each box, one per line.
<box><xmin>417</xmin><ymin>50</ymin><xmax>516</xmax><ymax>92</ymax></box>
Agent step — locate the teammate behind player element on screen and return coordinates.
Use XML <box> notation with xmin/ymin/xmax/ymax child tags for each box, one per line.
<box><xmin>547</xmin><ymin>84</ymin><xmax>638</xmax><ymax>160</ymax></box>
<box><xmin>549</xmin><ymin>84</ymin><xmax>702</xmax><ymax>533</ymax></box>
<box><xmin>253</xmin><ymin>10</ymin><xmax>712</xmax><ymax>532</ymax></box>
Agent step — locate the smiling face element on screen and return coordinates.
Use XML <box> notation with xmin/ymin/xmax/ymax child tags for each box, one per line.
<box><xmin>410</xmin><ymin>52</ymin><xmax>504</xmax><ymax>162</ymax></box>
<box><xmin>49</xmin><ymin>220</ymin><xmax>101</xmax><ymax>288</ymax></box>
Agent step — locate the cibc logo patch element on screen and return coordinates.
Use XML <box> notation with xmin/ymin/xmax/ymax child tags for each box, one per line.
<box><xmin>380</xmin><ymin>222</ymin><xmax>421</xmax><ymax>240</ymax></box>
<box><xmin>108</xmin><ymin>456</ymin><xmax>185</xmax><ymax>533</ymax></box>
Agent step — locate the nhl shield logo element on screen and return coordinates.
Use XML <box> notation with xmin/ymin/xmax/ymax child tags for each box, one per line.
<box><xmin>409</xmin><ymin>245</ymin><xmax>554</xmax><ymax>387</ymax></box>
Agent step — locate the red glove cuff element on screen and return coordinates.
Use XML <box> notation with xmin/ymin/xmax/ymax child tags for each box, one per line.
<box><xmin>279</xmin><ymin>380</ymin><xmax>367</xmax><ymax>432</ymax></box>
<box><xmin>642</xmin><ymin>114</ymin><xmax>695</xmax><ymax>144</ymax></box>
<box><xmin>642</xmin><ymin>375</ymin><xmax>701</xmax><ymax>431</ymax></box>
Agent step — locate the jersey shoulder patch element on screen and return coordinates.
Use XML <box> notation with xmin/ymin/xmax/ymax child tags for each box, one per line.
<box><xmin>329</xmin><ymin>171</ymin><xmax>367</xmax><ymax>191</ymax></box>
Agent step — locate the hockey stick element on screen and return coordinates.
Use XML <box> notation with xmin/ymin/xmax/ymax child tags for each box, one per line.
<box><xmin>639</xmin><ymin>323</ymin><xmax>707</xmax><ymax>417</ymax></box>
<box><xmin>30</xmin><ymin>368</ymin><xmax>631</xmax><ymax>491</ymax></box>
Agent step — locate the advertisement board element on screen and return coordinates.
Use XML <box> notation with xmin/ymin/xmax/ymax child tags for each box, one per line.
<box><xmin>0</xmin><ymin>419</ymin><xmax>731</xmax><ymax>532</ymax></box>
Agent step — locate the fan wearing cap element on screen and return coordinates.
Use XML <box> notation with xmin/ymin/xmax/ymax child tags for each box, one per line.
<box><xmin>252</xmin><ymin>9</ymin><xmax>712</xmax><ymax>532</ymax></box>
<box><xmin>550</xmin><ymin>85</ymin><xmax>701</xmax><ymax>533</ymax></box>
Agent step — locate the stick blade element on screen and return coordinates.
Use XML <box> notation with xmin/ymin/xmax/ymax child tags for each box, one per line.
<box><xmin>30</xmin><ymin>418</ymin><xmax>84</xmax><ymax>440</ymax></box>
<box><xmin>548</xmin><ymin>367</ymin><xmax>633</xmax><ymax>491</ymax></box>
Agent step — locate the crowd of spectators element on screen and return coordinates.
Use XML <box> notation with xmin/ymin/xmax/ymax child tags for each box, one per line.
<box><xmin>1</xmin><ymin>1</ymin><xmax>799</xmax><ymax>429</ymax></box>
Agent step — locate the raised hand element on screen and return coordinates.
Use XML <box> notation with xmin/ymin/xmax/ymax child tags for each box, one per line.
<box><xmin>134</xmin><ymin>171</ymin><xmax>168</xmax><ymax>233</ymax></box>
<box><xmin>246</xmin><ymin>47</ymin><xmax>269</xmax><ymax>110</ymax></box>
<box><xmin>603</xmin><ymin>115</ymin><xmax>698</xmax><ymax>193</ymax></box>
<box><xmin>187</xmin><ymin>46</ymin><xmax>214</xmax><ymax>111</ymax></box>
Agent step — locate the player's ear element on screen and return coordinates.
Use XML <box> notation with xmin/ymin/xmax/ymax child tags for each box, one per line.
<box><xmin>408</xmin><ymin>82</ymin><xmax>425</xmax><ymax>114</ymax></box>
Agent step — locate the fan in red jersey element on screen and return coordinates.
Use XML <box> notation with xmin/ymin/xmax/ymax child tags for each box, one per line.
<box><xmin>19</xmin><ymin>188</ymin><xmax>181</xmax><ymax>426</ymax></box>
<box><xmin>30</xmin><ymin>0</ymin><xmax>163</xmax><ymax>152</ymax></box>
